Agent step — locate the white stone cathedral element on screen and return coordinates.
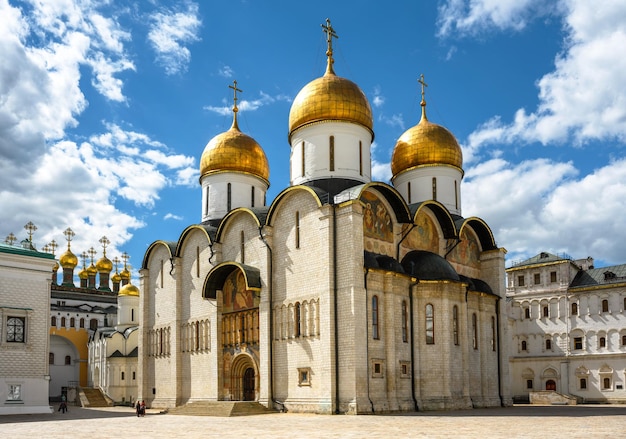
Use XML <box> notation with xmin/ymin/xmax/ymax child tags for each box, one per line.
<box><xmin>139</xmin><ymin>20</ymin><xmax>511</xmax><ymax>414</ymax></box>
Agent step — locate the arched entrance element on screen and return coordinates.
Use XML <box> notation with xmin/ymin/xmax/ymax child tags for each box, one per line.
<box><xmin>230</xmin><ymin>354</ymin><xmax>257</xmax><ymax>401</ymax></box>
<box><xmin>546</xmin><ymin>380</ymin><xmax>556</xmax><ymax>391</ymax></box>
<box><xmin>243</xmin><ymin>368</ymin><xmax>255</xmax><ymax>401</ymax></box>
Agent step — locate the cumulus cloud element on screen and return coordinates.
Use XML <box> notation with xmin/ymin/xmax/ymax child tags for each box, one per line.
<box><xmin>147</xmin><ymin>1</ymin><xmax>201</xmax><ymax>75</ymax></box>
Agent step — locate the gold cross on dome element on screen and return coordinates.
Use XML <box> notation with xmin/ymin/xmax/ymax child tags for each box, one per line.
<box><xmin>229</xmin><ymin>80</ymin><xmax>242</xmax><ymax>113</ymax></box>
<box><xmin>99</xmin><ymin>236</ymin><xmax>110</xmax><ymax>256</ymax></box>
<box><xmin>24</xmin><ymin>221</ymin><xmax>37</xmax><ymax>243</ymax></box>
<box><xmin>5</xmin><ymin>233</ymin><xmax>17</xmax><ymax>245</ymax></box>
<box><xmin>48</xmin><ymin>240</ymin><xmax>58</xmax><ymax>256</ymax></box>
<box><xmin>81</xmin><ymin>252</ymin><xmax>88</xmax><ymax>268</ymax></box>
<box><xmin>321</xmin><ymin>18</ymin><xmax>338</xmax><ymax>57</ymax></box>
<box><xmin>88</xmin><ymin>247</ymin><xmax>97</xmax><ymax>265</ymax></box>
<box><xmin>63</xmin><ymin>227</ymin><xmax>75</xmax><ymax>249</ymax></box>
<box><xmin>113</xmin><ymin>256</ymin><xmax>120</xmax><ymax>272</ymax></box>
<box><xmin>418</xmin><ymin>74</ymin><xmax>428</xmax><ymax>102</ymax></box>
<box><xmin>121</xmin><ymin>251</ymin><xmax>129</xmax><ymax>269</ymax></box>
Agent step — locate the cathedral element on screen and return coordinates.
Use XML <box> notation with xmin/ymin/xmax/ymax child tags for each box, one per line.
<box><xmin>139</xmin><ymin>20</ymin><xmax>510</xmax><ymax>414</ymax></box>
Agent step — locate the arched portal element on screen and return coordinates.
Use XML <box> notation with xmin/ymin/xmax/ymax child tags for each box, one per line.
<box><xmin>546</xmin><ymin>380</ymin><xmax>556</xmax><ymax>391</ymax></box>
<box><xmin>230</xmin><ymin>354</ymin><xmax>258</xmax><ymax>401</ymax></box>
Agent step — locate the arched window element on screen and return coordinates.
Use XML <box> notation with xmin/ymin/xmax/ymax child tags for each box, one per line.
<box><xmin>227</xmin><ymin>183</ymin><xmax>232</xmax><ymax>211</ymax></box>
<box><xmin>7</xmin><ymin>317</ymin><xmax>25</xmax><ymax>343</ymax></box>
<box><xmin>301</xmin><ymin>141</ymin><xmax>305</xmax><ymax>177</ymax></box>
<box><xmin>524</xmin><ymin>308</ymin><xmax>530</xmax><ymax>319</ymax></box>
<box><xmin>295</xmin><ymin>302</ymin><xmax>301</xmax><ymax>337</ymax></box>
<box><xmin>49</xmin><ymin>352</ymin><xmax>54</xmax><ymax>365</ymax></box>
<box><xmin>602</xmin><ymin>299</ymin><xmax>609</xmax><ymax>313</ymax></box>
<box><xmin>240</xmin><ymin>231</ymin><xmax>245</xmax><ymax>264</ymax></box>
<box><xmin>401</xmin><ymin>301</ymin><xmax>408</xmax><ymax>343</ymax></box>
<box><xmin>61</xmin><ymin>317</ymin><xmax>66</xmax><ymax>327</ymax></box>
<box><xmin>472</xmin><ymin>313</ymin><xmax>478</xmax><ymax>349</ymax></box>
<box><xmin>546</xmin><ymin>339</ymin><xmax>552</xmax><ymax>350</ymax></box>
<box><xmin>372</xmin><ymin>296</ymin><xmax>379</xmax><ymax>340</ymax></box>
<box><xmin>432</xmin><ymin>177</ymin><xmax>437</xmax><ymax>201</ymax></box>
<box><xmin>196</xmin><ymin>246</ymin><xmax>200</xmax><ymax>278</ymax></box>
<box><xmin>454</xmin><ymin>180</ymin><xmax>458</xmax><ymax>210</ymax></box>
<box><xmin>359</xmin><ymin>141</ymin><xmax>363</xmax><ymax>176</ymax></box>
<box><xmin>65</xmin><ymin>355</ymin><xmax>71</xmax><ymax>365</ymax></box>
<box><xmin>622</xmin><ymin>335</ymin><xmax>626</xmax><ymax>346</ymax></box>
<box><xmin>571</xmin><ymin>302</ymin><xmax>578</xmax><ymax>316</ymax></box>
<box><xmin>580</xmin><ymin>378</ymin><xmax>587</xmax><ymax>389</ymax></box>
<box><xmin>543</xmin><ymin>306</ymin><xmax>549</xmax><ymax>318</ymax></box>
<box><xmin>251</xmin><ymin>186</ymin><xmax>255</xmax><ymax>207</ymax></box>
<box><xmin>599</xmin><ymin>337</ymin><xmax>606</xmax><ymax>348</ymax></box>
<box><xmin>51</xmin><ymin>316</ymin><xmax>57</xmax><ymax>327</ymax></box>
<box><xmin>295</xmin><ymin>211</ymin><xmax>300</xmax><ymax>249</ymax></box>
<box><xmin>205</xmin><ymin>186</ymin><xmax>209</xmax><ymax>216</ymax></box>
<box><xmin>452</xmin><ymin>305</ymin><xmax>459</xmax><ymax>346</ymax></box>
<box><xmin>329</xmin><ymin>136</ymin><xmax>335</xmax><ymax>171</ymax></box>
<box><xmin>521</xmin><ymin>340</ymin><xmax>527</xmax><ymax>351</ymax></box>
<box><xmin>195</xmin><ymin>322</ymin><xmax>200</xmax><ymax>350</ymax></box>
<box><xmin>131</xmin><ymin>309</ymin><xmax>135</xmax><ymax>322</ymax></box>
<box><xmin>80</xmin><ymin>318</ymin><xmax>85</xmax><ymax>328</ymax></box>
<box><xmin>407</xmin><ymin>182</ymin><xmax>412</xmax><ymax>204</ymax></box>
<box><xmin>491</xmin><ymin>316</ymin><xmax>496</xmax><ymax>351</ymax></box>
<box><xmin>70</xmin><ymin>317</ymin><xmax>75</xmax><ymax>328</ymax></box>
<box><xmin>425</xmin><ymin>304</ymin><xmax>434</xmax><ymax>344</ymax></box>
<box><xmin>603</xmin><ymin>377</ymin><xmax>611</xmax><ymax>389</ymax></box>
<box><xmin>90</xmin><ymin>319</ymin><xmax>98</xmax><ymax>330</ymax></box>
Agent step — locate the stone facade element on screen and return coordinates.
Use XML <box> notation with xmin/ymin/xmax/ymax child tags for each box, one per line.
<box><xmin>507</xmin><ymin>252</ymin><xmax>626</xmax><ymax>403</ymax></box>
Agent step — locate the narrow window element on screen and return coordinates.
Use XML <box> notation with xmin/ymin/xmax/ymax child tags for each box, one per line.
<box><xmin>49</xmin><ymin>352</ymin><xmax>55</xmax><ymax>364</ymax></box>
<box><xmin>196</xmin><ymin>246</ymin><xmax>200</xmax><ymax>278</ymax></box>
<box><xmin>70</xmin><ymin>317</ymin><xmax>75</xmax><ymax>328</ymax></box>
<box><xmin>574</xmin><ymin>337</ymin><xmax>583</xmax><ymax>350</ymax></box>
<box><xmin>51</xmin><ymin>316</ymin><xmax>57</xmax><ymax>327</ymax></box>
<box><xmin>603</xmin><ymin>377</ymin><xmax>611</xmax><ymax>389</ymax></box>
<box><xmin>295</xmin><ymin>302</ymin><xmax>301</xmax><ymax>337</ymax></box>
<box><xmin>61</xmin><ymin>317</ymin><xmax>66</xmax><ymax>327</ymax></box>
<box><xmin>491</xmin><ymin>316</ymin><xmax>496</xmax><ymax>351</ymax></box>
<box><xmin>131</xmin><ymin>309</ymin><xmax>135</xmax><ymax>322</ymax></box>
<box><xmin>329</xmin><ymin>136</ymin><xmax>335</xmax><ymax>171</ymax></box>
<box><xmin>301</xmin><ymin>141</ymin><xmax>305</xmax><ymax>177</ymax></box>
<box><xmin>195</xmin><ymin>322</ymin><xmax>200</xmax><ymax>350</ymax></box>
<box><xmin>599</xmin><ymin>337</ymin><xmax>606</xmax><ymax>348</ymax></box>
<box><xmin>240</xmin><ymin>230</ymin><xmax>245</xmax><ymax>264</ymax></box>
<box><xmin>80</xmin><ymin>318</ymin><xmax>85</xmax><ymax>328</ymax></box>
<box><xmin>240</xmin><ymin>314</ymin><xmax>246</xmax><ymax>343</ymax></box>
<box><xmin>602</xmin><ymin>299</ymin><xmax>609</xmax><ymax>313</ymax></box>
<box><xmin>132</xmin><ymin>372</ymin><xmax>136</xmax><ymax>380</ymax></box>
<box><xmin>453</xmin><ymin>305</ymin><xmax>459</xmax><ymax>345</ymax></box>
<box><xmin>227</xmin><ymin>183</ymin><xmax>232</xmax><ymax>211</ymax></box>
<box><xmin>571</xmin><ymin>303</ymin><xmax>578</xmax><ymax>316</ymax></box>
<box><xmin>550</xmin><ymin>271</ymin><xmax>557</xmax><ymax>283</ymax></box>
<box><xmin>518</xmin><ymin>275</ymin><xmax>525</xmax><ymax>286</ymax></box>
<box><xmin>454</xmin><ymin>180</ymin><xmax>458</xmax><ymax>210</ymax></box>
<box><xmin>65</xmin><ymin>355</ymin><xmax>71</xmax><ymax>365</ymax></box>
<box><xmin>402</xmin><ymin>301</ymin><xmax>408</xmax><ymax>343</ymax></box>
<box><xmin>295</xmin><ymin>211</ymin><xmax>300</xmax><ymax>249</ymax></box>
<box><xmin>580</xmin><ymin>378</ymin><xmax>587</xmax><ymax>389</ymax></box>
<box><xmin>543</xmin><ymin>306</ymin><xmax>549</xmax><ymax>318</ymax></box>
<box><xmin>624</xmin><ymin>297</ymin><xmax>626</xmax><ymax>311</ymax></box>
<box><xmin>372</xmin><ymin>295</ymin><xmax>379</xmax><ymax>340</ymax></box>
<box><xmin>546</xmin><ymin>339</ymin><xmax>552</xmax><ymax>350</ymax></box>
<box><xmin>205</xmin><ymin>187</ymin><xmax>209</xmax><ymax>216</ymax></box>
<box><xmin>527</xmin><ymin>379</ymin><xmax>533</xmax><ymax>390</ymax></box>
<box><xmin>407</xmin><ymin>182</ymin><xmax>412</xmax><ymax>204</ymax></box>
<box><xmin>534</xmin><ymin>273</ymin><xmax>541</xmax><ymax>284</ymax></box>
<box><xmin>359</xmin><ymin>141</ymin><xmax>363</xmax><ymax>176</ymax></box>
<box><xmin>160</xmin><ymin>259</ymin><xmax>164</xmax><ymax>288</ymax></box>
<box><xmin>425</xmin><ymin>304</ymin><xmax>434</xmax><ymax>344</ymax></box>
<box><xmin>432</xmin><ymin>177</ymin><xmax>437</xmax><ymax>200</ymax></box>
<box><xmin>90</xmin><ymin>319</ymin><xmax>98</xmax><ymax>330</ymax></box>
<box><xmin>622</xmin><ymin>335</ymin><xmax>626</xmax><ymax>346</ymax></box>
<box><xmin>521</xmin><ymin>340</ymin><xmax>527</xmax><ymax>351</ymax></box>
<box><xmin>251</xmin><ymin>186</ymin><xmax>255</xmax><ymax>207</ymax></box>
<box><xmin>121</xmin><ymin>371</ymin><xmax>125</xmax><ymax>381</ymax></box>
<box><xmin>524</xmin><ymin>308</ymin><xmax>530</xmax><ymax>319</ymax></box>
<box><xmin>472</xmin><ymin>313</ymin><xmax>478</xmax><ymax>349</ymax></box>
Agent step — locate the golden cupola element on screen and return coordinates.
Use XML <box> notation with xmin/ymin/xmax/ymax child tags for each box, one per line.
<box><xmin>118</xmin><ymin>282</ymin><xmax>140</xmax><ymax>297</ymax></box>
<box><xmin>59</xmin><ymin>248</ymin><xmax>78</xmax><ymax>269</ymax></box>
<box><xmin>96</xmin><ymin>254</ymin><xmax>113</xmax><ymax>273</ymax></box>
<box><xmin>391</xmin><ymin>84</ymin><xmax>463</xmax><ymax>178</ymax></box>
<box><xmin>288</xmin><ymin>21</ymin><xmax>373</xmax><ymax>141</ymax></box>
<box><xmin>199</xmin><ymin>83</ymin><xmax>269</xmax><ymax>184</ymax></box>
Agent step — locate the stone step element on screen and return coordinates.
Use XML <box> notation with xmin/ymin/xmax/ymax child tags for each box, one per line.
<box><xmin>167</xmin><ymin>401</ymin><xmax>276</xmax><ymax>417</ymax></box>
<box><xmin>81</xmin><ymin>387</ymin><xmax>111</xmax><ymax>408</ymax></box>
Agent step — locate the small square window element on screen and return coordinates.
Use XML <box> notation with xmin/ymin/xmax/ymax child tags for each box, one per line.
<box><xmin>550</xmin><ymin>271</ymin><xmax>557</xmax><ymax>283</ymax></box>
<box><xmin>518</xmin><ymin>275</ymin><xmax>525</xmax><ymax>286</ymax></box>
<box><xmin>574</xmin><ymin>337</ymin><xmax>583</xmax><ymax>350</ymax></box>
<box><xmin>298</xmin><ymin>368</ymin><xmax>311</xmax><ymax>386</ymax></box>
<box><xmin>371</xmin><ymin>360</ymin><xmax>384</xmax><ymax>378</ymax></box>
<box><xmin>534</xmin><ymin>273</ymin><xmax>541</xmax><ymax>285</ymax></box>
<box><xmin>7</xmin><ymin>384</ymin><xmax>22</xmax><ymax>401</ymax></box>
<box><xmin>400</xmin><ymin>361</ymin><xmax>411</xmax><ymax>378</ymax></box>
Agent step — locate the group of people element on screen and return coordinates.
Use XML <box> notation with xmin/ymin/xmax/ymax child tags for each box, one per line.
<box><xmin>135</xmin><ymin>399</ymin><xmax>146</xmax><ymax>417</ymax></box>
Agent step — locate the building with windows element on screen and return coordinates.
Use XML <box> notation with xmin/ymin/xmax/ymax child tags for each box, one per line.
<box><xmin>507</xmin><ymin>252</ymin><xmax>626</xmax><ymax>403</ymax></box>
<box><xmin>139</xmin><ymin>20</ymin><xmax>510</xmax><ymax>414</ymax></box>
<box><xmin>0</xmin><ymin>240</ymin><xmax>56</xmax><ymax>414</ymax></box>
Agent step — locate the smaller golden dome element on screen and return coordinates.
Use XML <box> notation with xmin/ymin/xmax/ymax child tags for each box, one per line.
<box><xmin>78</xmin><ymin>268</ymin><xmax>89</xmax><ymax>280</ymax></box>
<box><xmin>96</xmin><ymin>255</ymin><xmax>113</xmax><ymax>273</ymax></box>
<box><xmin>120</xmin><ymin>267</ymin><xmax>130</xmax><ymax>280</ymax></box>
<box><xmin>111</xmin><ymin>272</ymin><xmax>122</xmax><ymax>283</ymax></box>
<box><xmin>199</xmin><ymin>119</ymin><xmax>269</xmax><ymax>182</ymax></box>
<box><xmin>59</xmin><ymin>249</ymin><xmax>78</xmax><ymax>269</ymax></box>
<box><xmin>118</xmin><ymin>283</ymin><xmax>140</xmax><ymax>297</ymax></box>
<box><xmin>87</xmin><ymin>263</ymin><xmax>97</xmax><ymax>276</ymax></box>
<box><xmin>391</xmin><ymin>101</ymin><xmax>463</xmax><ymax>178</ymax></box>
<box><xmin>53</xmin><ymin>261</ymin><xmax>59</xmax><ymax>271</ymax></box>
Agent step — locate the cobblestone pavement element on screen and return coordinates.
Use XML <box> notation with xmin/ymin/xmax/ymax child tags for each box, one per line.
<box><xmin>1</xmin><ymin>404</ymin><xmax>625</xmax><ymax>438</ymax></box>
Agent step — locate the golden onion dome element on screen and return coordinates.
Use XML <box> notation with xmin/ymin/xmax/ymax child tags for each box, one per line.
<box><xmin>120</xmin><ymin>267</ymin><xmax>131</xmax><ymax>281</ymax></box>
<box><xmin>87</xmin><ymin>263</ymin><xmax>97</xmax><ymax>276</ymax></box>
<box><xmin>288</xmin><ymin>69</ymin><xmax>373</xmax><ymax>141</ymax></box>
<box><xmin>391</xmin><ymin>100</ymin><xmax>463</xmax><ymax>178</ymax></box>
<box><xmin>53</xmin><ymin>261</ymin><xmax>59</xmax><ymax>271</ymax></box>
<box><xmin>199</xmin><ymin>117</ymin><xmax>269</xmax><ymax>183</ymax></box>
<box><xmin>78</xmin><ymin>267</ymin><xmax>89</xmax><ymax>280</ymax></box>
<box><xmin>96</xmin><ymin>255</ymin><xmax>113</xmax><ymax>273</ymax></box>
<box><xmin>59</xmin><ymin>249</ymin><xmax>78</xmax><ymax>269</ymax></box>
<box><xmin>118</xmin><ymin>283</ymin><xmax>140</xmax><ymax>297</ymax></box>
<box><xmin>111</xmin><ymin>272</ymin><xmax>122</xmax><ymax>283</ymax></box>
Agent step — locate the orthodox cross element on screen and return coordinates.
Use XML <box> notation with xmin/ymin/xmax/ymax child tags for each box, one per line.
<box><xmin>321</xmin><ymin>18</ymin><xmax>338</xmax><ymax>72</ymax></box>
<box><xmin>88</xmin><ymin>247</ymin><xmax>97</xmax><ymax>266</ymax></box>
<box><xmin>81</xmin><ymin>252</ymin><xmax>88</xmax><ymax>269</ymax></box>
<box><xmin>5</xmin><ymin>233</ymin><xmax>17</xmax><ymax>245</ymax></box>
<box><xmin>121</xmin><ymin>251</ymin><xmax>130</xmax><ymax>270</ymax></box>
<box><xmin>48</xmin><ymin>239</ymin><xmax>58</xmax><ymax>256</ymax></box>
<box><xmin>113</xmin><ymin>256</ymin><xmax>120</xmax><ymax>273</ymax></box>
<box><xmin>418</xmin><ymin>74</ymin><xmax>428</xmax><ymax>103</ymax></box>
<box><xmin>229</xmin><ymin>80</ymin><xmax>242</xmax><ymax>113</ymax></box>
<box><xmin>63</xmin><ymin>227</ymin><xmax>75</xmax><ymax>249</ymax></box>
<box><xmin>99</xmin><ymin>236</ymin><xmax>110</xmax><ymax>257</ymax></box>
<box><xmin>24</xmin><ymin>221</ymin><xmax>37</xmax><ymax>243</ymax></box>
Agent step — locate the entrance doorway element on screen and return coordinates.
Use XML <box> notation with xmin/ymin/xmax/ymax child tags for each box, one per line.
<box><xmin>243</xmin><ymin>367</ymin><xmax>255</xmax><ymax>401</ymax></box>
<box><xmin>546</xmin><ymin>380</ymin><xmax>556</xmax><ymax>391</ymax></box>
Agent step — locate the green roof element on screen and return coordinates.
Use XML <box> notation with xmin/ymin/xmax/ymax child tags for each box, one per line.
<box><xmin>0</xmin><ymin>242</ymin><xmax>56</xmax><ymax>260</ymax></box>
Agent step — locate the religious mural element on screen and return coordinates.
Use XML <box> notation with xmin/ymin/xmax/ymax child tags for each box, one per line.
<box><xmin>404</xmin><ymin>211</ymin><xmax>439</xmax><ymax>253</ymax></box>
<box><xmin>449</xmin><ymin>227</ymin><xmax>480</xmax><ymax>269</ymax></box>
<box><xmin>222</xmin><ymin>269</ymin><xmax>258</xmax><ymax>313</ymax></box>
<box><xmin>362</xmin><ymin>190</ymin><xmax>394</xmax><ymax>256</ymax></box>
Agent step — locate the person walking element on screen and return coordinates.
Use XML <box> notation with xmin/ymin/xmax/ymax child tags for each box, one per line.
<box><xmin>136</xmin><ymin>400</ymin><xmax>141</xmax><ymax>417</ymax></box>
<box><xmin>140</xmin><ymin>400</ymin><xmax>146</xmax><ymax>417</ymax></box>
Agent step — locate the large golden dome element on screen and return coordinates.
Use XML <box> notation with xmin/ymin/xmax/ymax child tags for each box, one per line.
<box><xmin>118</xmin><ymin>283</ymin><xmax>140</xmax><ymax>297</ymax></box>
<box><xmin>59</xmin><ymin>249</ymin><xmax>78</xmax><ymax>269</ymax></box>
<box><xmin>199</xmin><ymin>118</ymin><xmax>269</xmax><ymax>183</ymax></box>
<box><xmin>391</xmin><ymin>102</ymin><xmax>463</xmax><ymax>178</ymax></box>
<box><xmin>96</xmin><ymin>255</ymin><xmax>113</xmax><ymax>273</ymax></box>
<box><xmin>288</xmin><ymin>69</ymin><xmax>373</xmax><ymax>140</ymax></box>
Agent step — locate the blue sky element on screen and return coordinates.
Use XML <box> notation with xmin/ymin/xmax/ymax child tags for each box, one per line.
<box><xmin>2</xmin><ymin>0</ymin><xmax>626</xmax><ymax>278</ymax></box>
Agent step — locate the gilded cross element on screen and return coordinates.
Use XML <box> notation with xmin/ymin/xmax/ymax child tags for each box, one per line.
<box><xmin>418</xmin><ymin>74</ymin><xmax>428</xmax><ymax>102</ymax></box>
<box><xmin>121</xmin><ymin>252</ymin><xmax>130</xmax><ymax>270</ymax></box>
<box><xmin>321</xmin><ymin>18</ymin><xmax>338</xmax><ymax>58</ymax></box>
<box><xmin>81</xmin><ymin>252</ymin><xmax>88</xmax><ymax>269</ymax></box>
<box><xmin>229</xmin><ymin>80</ymin><xmax>242</xmax><ymax>113</ymax></box>
<box><xmin>48</xmin><ymin>240</ymin><xmax>58</xmax><ymax>256</ymax></box>
<box><xmin>5</xmin><ymin>233</ymin><xmax>16</xmax><ymax>245</ymax></box>
<box><xmin>88</xmin><ymin>247</ymin><xmax>97</xmax><ymax>265</ymax></box>
<box><xmin>24</xmin><ymin>221</ymin><xmax>37</xmax><ymax>243</ymax></box>
<box><xmin>113</xmin><ymin>256</ymin><xmax>120</xmax><ymax>273</ymax></box>
<box><xmin>99</xmin><ymin>236</ymin><xmax>110</xmax><ymax>256</ymax></box>
<box><xmin>63</xmin><ymin>227</ymin><xmax>75</xmax><ymax>249</ymax></box>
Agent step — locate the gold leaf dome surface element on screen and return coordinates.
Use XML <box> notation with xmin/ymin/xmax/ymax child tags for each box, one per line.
<box><xmin>87</xmin><ymin>263</ymin><xmax>97</xmax><ymax>275</ymax></box>
<box><xmin>288</xmin><ymin>71</ymin><xmax>373</xmax><ymax>139</ymax></box>
<box><xmin>59</xmin><ymin>249</ymin><xmax>78</xmax><ymax>269</ymax></box>
<box><xmin>78</xmin><ymin>268</ymin><xmax>89</xmax><ymax>280</ymax></box>
<box><xmin>391</xmin><ymin>107</ymin><xmax>463</xmax><ymax>178</ymax></box>
<box><xmin>96</xmin><ymin>256</ymin><xmax>113</xmax><ymax>273</ymax></box>
<box><xmin>111</xmin><ymin>272</ymin><xmax>122</xmax><ymax>283</ymax></box>
<box><xmin>120</xmin><ymin>267</ymin><xmax>130</xmax><ymax>280</ymax></box>
<box><xmin>118</xmin><ymin>283</ymin><xmax>140</xmax><ymax>297</ymax></box>
<box><xmin>199</xmin><ymin>123</ymin><xmax>269</xmax><ymax>182</ymax></box>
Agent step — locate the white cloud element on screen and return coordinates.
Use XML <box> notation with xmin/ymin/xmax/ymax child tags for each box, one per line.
<box><xmin>219</xmin><ymin>65</ymin><xmax>233</xmax><ymax>78</ymax></box>
<box><xmin>204</xmin><ymin>91</ymin><xmax>280</xmax><ymax>115</ymax></box>
<box><xmin>164</xmin><ymin>213</ymin><xmax>183</xmax><ymax>221</ymax></box>
<box><xmin>147</xmin><ymin>2</ymin><xmax>201</xmax><ymax>75</ymax></box>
